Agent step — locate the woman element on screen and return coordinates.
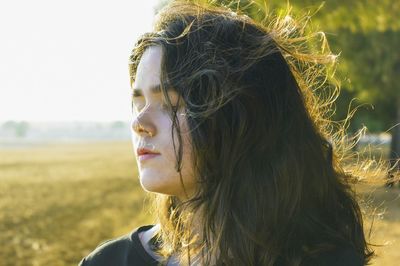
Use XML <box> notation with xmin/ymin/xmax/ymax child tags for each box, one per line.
<box><xmin>79</xmin><ymin>1</ymin><xmax>378</xmax><ymax>265</ymax></box>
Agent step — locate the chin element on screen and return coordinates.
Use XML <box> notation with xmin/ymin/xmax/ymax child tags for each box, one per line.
<box><xmin>139</xmin><ymin>174</ymin><xmax>175</xmax><ymax>196</ymax></box>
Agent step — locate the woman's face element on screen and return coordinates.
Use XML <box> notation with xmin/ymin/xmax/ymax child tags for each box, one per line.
<box><xmin>131</xmin><ymin>45</ymin><xmax>196</xmax><ymax>200</ymax></box>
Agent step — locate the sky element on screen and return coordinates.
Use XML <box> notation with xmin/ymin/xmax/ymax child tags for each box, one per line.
<box><xmin>0</xmin><ymin>0</ymin><xmax>159</xmax><ymax>122</ymax></box>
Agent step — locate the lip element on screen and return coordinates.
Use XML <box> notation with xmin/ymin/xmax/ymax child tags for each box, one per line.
<box><xmin>138</xmin><ymin>153</ymin><xmax>160</xmax><ymax>162</ymax></box>
<box><xmin>137</xmin><ymin>146</ymin><xmax>160</xmax><ymax>155</ymax></box>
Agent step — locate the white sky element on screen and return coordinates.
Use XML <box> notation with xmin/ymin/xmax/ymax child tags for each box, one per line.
<box><xmin>0</xmin><ymin>0</ymin><xmax>159</xmax><ymax>122</ymax></box>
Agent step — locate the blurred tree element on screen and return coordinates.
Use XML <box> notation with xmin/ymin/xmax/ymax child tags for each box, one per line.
<box><xmin>15</xmin><ymin>121</ymin><xmax>30</xmax><ymax>138</ymax></box>
<box><xmin>288</xmin><ymin>0</ymin><xmax>400</xmax><ymax>185</ymax></box>
<box><xmin>111</xmin><ymin>121</ymin><xmax>126</xmax><ymax>129</ymax></box>
<box><xmin>1</xmin><ymin>120</ymin><xmax>30</xmax><ymax>138</ymax></box>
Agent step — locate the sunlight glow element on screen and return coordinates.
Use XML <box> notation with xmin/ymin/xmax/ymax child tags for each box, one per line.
<box><xmin>0</xmin><ymin>0</ymin><xmax>159</xmax><ymax>122</ymax></box>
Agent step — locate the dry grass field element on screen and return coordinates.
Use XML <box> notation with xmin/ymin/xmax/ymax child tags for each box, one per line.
<box><xmin>0</xmin><ymin>141</ymin><xmax>152</xmax><ymax>266</ymax></box>
<box><xmin>0</xmin><ymin>141</ymin><xmax>399</xmax><ymax>265</ymax></box>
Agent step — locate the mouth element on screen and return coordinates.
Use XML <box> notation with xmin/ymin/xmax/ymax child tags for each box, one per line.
<box><xmin>136</xmin><ymin>145</ymin><xmax>161</xmax><ymax>162</ymax></box>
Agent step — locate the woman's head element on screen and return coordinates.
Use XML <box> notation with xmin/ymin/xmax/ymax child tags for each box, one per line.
<box><xmin>130</xmin><ymin>1</ymin><xmax>324</xmax><ymax>200</ymax></box>
<box><xmin>129</xmin><ymin>1</ymin><xmax>374</xmax><ymax>265</ymax></box>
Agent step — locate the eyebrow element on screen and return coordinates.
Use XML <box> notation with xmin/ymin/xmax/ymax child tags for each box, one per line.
<box><xmin>131</xmin><ymin>84</ymin><xmax>174</xmax><ymax>97</ymax></box>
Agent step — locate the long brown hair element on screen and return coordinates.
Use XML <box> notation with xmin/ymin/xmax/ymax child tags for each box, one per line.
<box><xmin>129</xmin><ymin>1</ymin><xmax>388</xmax><ymax>265</ymax></box>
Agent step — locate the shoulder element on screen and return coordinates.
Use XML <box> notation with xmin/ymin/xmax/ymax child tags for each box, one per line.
<box><xmin>303</xmin><ymin>246</ymin><xmax>364</xmax><ymax>266</ymax></box>
<box><xmin>78</xmin><ymin>225</ymin><xmax>156</xmax><ymax>266</ymax></box>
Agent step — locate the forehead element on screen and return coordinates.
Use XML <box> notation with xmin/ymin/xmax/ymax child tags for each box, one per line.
<box><xmin>133</xmin><ymin>46</ymin><xmax>163</xmax><ymax>89</ymax></box>
<box><xmin>132</xmin><ymin>45</ymin><xmax>179</xmax><ymax>98</ymax></box>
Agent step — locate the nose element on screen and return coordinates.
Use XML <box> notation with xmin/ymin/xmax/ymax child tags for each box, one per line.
<box><xmin>131</xmin><ymin>116</ymin><xmax>156</xmax><ymax>137</ymax></box>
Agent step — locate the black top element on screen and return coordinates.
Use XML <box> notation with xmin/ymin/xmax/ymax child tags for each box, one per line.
<box><xmin>79</xmin><ymin>225</ymin><xmax>159</xmax><ymax>266</ymax></box>
<box><xmin>78</xmin><ymin>225</ymin><xmax>364</xmax><ymax>266</ymax></box>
